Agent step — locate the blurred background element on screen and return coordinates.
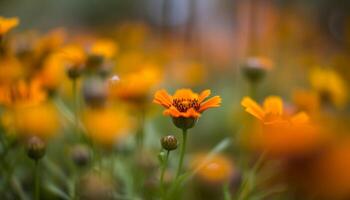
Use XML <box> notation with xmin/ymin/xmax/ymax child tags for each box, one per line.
<box><xmin>0</xmin><ymin>0</ymin><xmax>350</xmax><ymax>199</ymax></box>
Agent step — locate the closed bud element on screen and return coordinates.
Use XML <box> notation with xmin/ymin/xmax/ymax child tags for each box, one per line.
<box><xmin>241</xmin><ymin>57</ymin><xmax>272</xmax><ymax>83</ymax></box>
<box><xmin>86</xmin><ymin>54</ymin><xmax>103</xmax><ymax>70</ymax></box>
<box><xmin>67</xmin><ymin>65</ymin><xmax>83</xmax><ymax>79</ymax></box>
<box><xmin>82</xmin><ymin>77</ymin><xmax>107</xmax><ymax>107</ymax></box>
<box><xmin>172</xmin><ymin>117</ymin><xmax>197</xmax><ymax>130</ymax></box>
<box><xmin>26</xmin><ymin>136</ymin><xmax>46</xmax><ymax>161</ymax></box>
<box><xmin>161</xmin><ymin>135</ymin><xmax>178</xmax><ymax>151</ymax></box>
<box><xmin>71</xmin><ymin>144</ymin><xmax>90</xmax><ymax>167</ymax></box>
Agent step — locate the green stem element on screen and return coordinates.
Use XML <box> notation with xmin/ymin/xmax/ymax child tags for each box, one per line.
<box><xmin>238</xmin><ymin>151</ymin><xmax>267</xmax><ymax>200</ymax></box>
<box><xmin>176</xmin><ymin>129</ymin><xmax>188</xmax><ymax>178</ymax></box>
<box><xmin>72</xmin><ymin>79</ymin><xmax>80</xmax><ymax>139</ymax></box>
<box><xmin>136</xmin><ymin>110</ymin><xmax>145</xmax><ymax>150</ymax></box>
<box><xmin>34</xmin><ymin>160</ymin><xmax>40</xmax><ymax>200</ymax></box>
<box><xmin>160</xmin><ymin>150</ymin><xmax>170</xmax><ymax>197</ymax></box>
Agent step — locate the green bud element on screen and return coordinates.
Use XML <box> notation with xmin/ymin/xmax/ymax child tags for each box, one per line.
<box><xmin>161</xmin><ymin>135</ymin><xmax>178</xmax><ymax>151</ymax></box>
<box><xmin>26</xmin><ymin>136</ymin><xmax>46</xmax><ymax>161</ymax></box>
<box><xmin>172</xmin><ymin>117</ymin><xmax>197</xmax><ymax>130</ymax></box>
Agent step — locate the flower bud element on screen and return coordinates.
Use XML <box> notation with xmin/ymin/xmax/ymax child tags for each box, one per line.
<box><xmin>241</xmin><ymin>57</ymin><xmax>272</xmax><ymax>83</ymax></box>
<box><xmin>86</xmin><ymin>54</ymin><xmax>103</xmax><ymax>70</ymax></box>
<box><xmin>82</xmin><ymin>77</ymin><xmax>107</xmax><ymax>108</ymax></box>
<box><xmin>161</xmin><ymin>135</ymin><xmax>178</xmax><ymax>151</ymax></box>
<box><xmin>67</xmin><ymin>65</ymin><xmax>83</xmax><ymax>79</ymax></box>
<box><xmin>172</xmin><ymin>117</ymin><xmax>197</xmax><ymax>130</ymax></box>
<box><xmin>71</xmin><ymin>144</ymin><xmax>90</xmax><ymax>167</ymax></box>
<box><xmin>26</xmin><ymin>136</ymin><xmax>46</xmax><ymax>161</ymax></box>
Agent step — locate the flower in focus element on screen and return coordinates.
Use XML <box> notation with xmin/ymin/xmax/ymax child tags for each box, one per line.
<box><xmin>154</xmin><ymin>89</ymin><xmax>221</xmax><ymax>118</ymax></box>
<box><xmin>0</xmin><ymin>79</ymin><xmax>46</xmax><ymax>108</ymax></box>
<box><xmin>309</xmin><ymin>67</ymin><xmax>347</xmax><ymax>108</ymax></box>
<box><xmin>82</xmin><ymin>107</ymin><xmax>132</xmax><ymax>148</ymax></box>
<box><xmin>110</xmin><ymin>66</ymin><xmax>162</xmax><ymax>104</ymax></box>
<box><xmin>241</xmin><ymin>96</ymin><xmax>309</xmax><ymax>125</ymax></box>
<box><xmin>191</xmin><ymin>153</ymin><xmax>234</xmax><ymax>183</ymax></box>
<box><xmin>0</xmin><ymin>16</ymin><xmax>19</xmax><ymax>36</ymax></box>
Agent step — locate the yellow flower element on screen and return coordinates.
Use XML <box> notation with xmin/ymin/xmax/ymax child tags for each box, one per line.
<box><xmin>90</xmin><ymin>39</ymin><xmax>118</xmax><ymax>59</ymax></box>
<box><xmin>4</xmin><ymin>102</ymin><xmax>60</xmax><ymax>139</ymax></box>
<box><xmin>37</xmin><ymin>52</ymin><xmax>66</xmax><ymax>91</ymax></box>
<box><xmin>0</xmin><ymin>16</ymin><xmax>19</xmax><ymax>35</ymax></box>
<box><xmin>0</xmin><ymin>79</ymin><xmax>46</xmax><ymax>108</ymax></box>
<box><xmin>83</xmin><ymin>107</ymin><xmax>132</xmax><ymax>148</ymax></box>
<box><xmin>110</xmin><ymin>66</ymin><xmax>162</xmax><ymax>103</ymax></box>
<box><xmin>154</xmin><ymin>89</ymin><xmax>221</xmax><ymax>118</ymax></box>
<box><xmin>60</xmin><ymin>45</ymin><xmax>86</xmax><ymax>67</ymax></box>
<box><xmin>309</xmin><ymin>67</ymin><xmax>347</xmax><ymax>108</ymax></box>
<box><xmin>191</xmin><ymin>153</ymin><xmax>234</xmax><ymax>183</ymax></box>
<box><xmin>241</xmin><ymin>96</ymin><xmax>309</xmax><ymax>125</ymax></box>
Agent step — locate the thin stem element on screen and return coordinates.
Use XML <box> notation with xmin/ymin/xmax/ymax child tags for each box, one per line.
<box><xmin>176</xmin><ymin>129</ymin><xmax>188</xmax><ymax>178</ymax></box>
<box><xmin>160</xmin><ymin>150</ymin><xmax>170</xmax><ymax>197</ymax></box>
<box><xmin>238</xmin><ymin>151</ymin><xmax>267</xmax><ymax>200</ymax></box>
<box><xmin>136</xmin><ymin>110</ymin><xmax>145</xmax><ymax>150</ymax></box>
<box><xmin>72</xmin><ymin>79</ymin><xmax>80</xmax><ymax>139</ymax></box>
<box><xmin>34</xmin><ymin>160</ymin><xmax>40</xmax><ymax>200</ymax></box>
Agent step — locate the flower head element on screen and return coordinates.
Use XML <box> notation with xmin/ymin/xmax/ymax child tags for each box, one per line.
<box><xmin>0</xmin><ymin>16</ymin><xmax>19</xmax><ymax>35</ymax></box>
<box><xmin>153</xmin><ymin>89</ymin><xmax>221</xmax><ymax>118</ymax></box>
<box><xmin>309</xmin><ymin>67</ymin><xmax>347</xmax><ymax>108</ymax></box>
<box><xmin>241</xmin><ymin>96</ymin><xmax>308</xmax><ymax>125</ymax></box>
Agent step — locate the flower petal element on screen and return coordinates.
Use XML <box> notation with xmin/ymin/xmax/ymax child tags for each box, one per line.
<box><xmin>153</xmin><ymin>89</ymin><xmax>173</xmax><ymax>108</ymax></box>
<box><xmin>291</xmin><ymin>112</ymin><xmax>309</xmax><ymax>124</ymax></box>
<box><xmin>263</xmin><ymin>96</ymin><xmax>283</xmax><ymax>115</ymax></box>
<box><xmin>241</xmin><ymin>97</ymin><xmax>265</xmax><ymax>120</ymax></box>
<box><xmin>199</xmin><ymin>96</ymin><xmax>221</xmax><ymax>112</ymax></box>
<box><xmin>163</xmin><ymin>106</ymin><xmax>181</xmax><ymax>117</ymax></box>
<box><xmin>198</xmin><ymin>89</ymin><xmax>211</xmax><ymax>103</ymax></box>
<box><xmin>173</xmin><ymin>88</ymin><xmax>198</xmax><ymax>100</ymax></box>
<box><xmin>180</xmin><ymin>108</ymin><xmax>201</xmax><ymax>118</ymax></box>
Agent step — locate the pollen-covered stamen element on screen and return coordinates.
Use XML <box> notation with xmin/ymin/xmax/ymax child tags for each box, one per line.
<box><xmin>172</xmin><ymin>98</ymin><xmax>200</xmax><ymax>112</ymax></box>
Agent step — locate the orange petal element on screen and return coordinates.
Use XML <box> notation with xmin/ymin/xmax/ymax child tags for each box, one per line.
<box><xmin>241</xmin><ymin>97</ymin><xmax>265</xmax><ymax>120</ymax></box>
<box><xmin>153</xmin><ymin>89</ymin><xmax>173</xmax><ymax>108</ymax></box>
<box><xmin>163</xmin><ymin>106</ymin><xmax>181</xmax><ymax>117</ymax></box>
<box><xmin>173</xmin><ymin>88</ymin><xmax>198</xmax><ymax>99</ymax></box>
<box><xmin>181</xmin><ymin>108</ymin><xmax>201</xmax><ymax>118</ymax></box>
<box><xmin>291</xmin><ymin>112</ymin><xmax>309</xmax><ymax>124</ymax></box>
<box><xmin>263</xmin><ymin>96</ymin><xmax>283</xmax><ymax>115</ymax></box>
<box><xmin>198</xmin><ymin>90</ymin><xmax>211</xmax><ymax>103</ymax></box>
<box><xmin>199</xmin><ymin>96</ymin><xmax>221</xmax><ymax>112</ymax></box>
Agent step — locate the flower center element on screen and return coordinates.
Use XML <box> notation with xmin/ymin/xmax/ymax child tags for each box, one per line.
<box><xmin>172</xmin><ymin>98</ymin><xmax>200</xmax><ymax>112</ymax></box>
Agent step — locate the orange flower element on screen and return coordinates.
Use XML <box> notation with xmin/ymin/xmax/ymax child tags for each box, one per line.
<box><xmin>0</xmin><ymin>79</ymin><xmax>46</xmax><ymax>108</ymax></box>
<box><xmin>153</xmin><ymin>89</ymin><xmax>221</xmax><ymax>118</ymax></box>
<box><xmin>0</xmin><ymin>16</ymin><xmax>19</xmax><ymax>35</ymax></box>
<box><xmin>90</xmin><ymin>39</ymin><xmax>118</xmax><ymax>59</ymax></box>
<box><xmin>191</xmin><ymin>153</ymin><xmax>234</xmax><ymax>183</ymax></box>
<box><xmin>241</xmin><ymin>96</ymin><xmax>309</xmax><ymax>125</ymax></box>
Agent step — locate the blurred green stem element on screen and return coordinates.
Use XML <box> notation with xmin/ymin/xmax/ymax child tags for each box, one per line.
<box><xmin>160</xmin><ymin>150</ymin><xmax>170</xmax><ymax>197</ymax></box>
<box><xmin>34</xmin><ymin>160</ymin><xmax>40</xmax><ymax>200</ymax></box>
<box><xmin>238</xmin><ymin>151</ymin><xmax>267</xmax><ymax>200</ymax></box>
<box><xmin>136</xmin><ymin>110</ymin><xmax>145</xmax><ymax>150</ymax></box>
<box><xmin>249</xmin><ymin>82</ymin><xmax>257</xmax><ymax>99</ymax></box>
<box><xmin>72</xmin><ymin>79</ymin><xmax>80</xmax><ymax>140</ymax></box>
<box><xmin>176</xmin><ymin>129</ymin><xmax>188</xmax><ymax>178</ymax></box>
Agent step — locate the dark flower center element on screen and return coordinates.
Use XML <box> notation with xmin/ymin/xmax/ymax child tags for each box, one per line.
<box><xmin>172</xmin><ymin>98</ymin><xmax>200</xmax><ymax>112</ymax></box>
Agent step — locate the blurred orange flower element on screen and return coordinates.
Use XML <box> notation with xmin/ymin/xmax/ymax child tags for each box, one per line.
<box><xmin>0</xmin><ymin>79</ymin><xmax>46</xmax><ymax>108</ymax></box>
<box><xmin>110</xmin><ymin>66</ymin><xmax>162</xmax><ymax>103</ymax></box>
<box><xmin>83</xmin><ymin>107</ymin><xmax>132</xmax><ymax>148</ymax></box>
<box><xmin>90</xmin><ymin>39</ymin><xmax>118</xmax><ymax>59</ymax></box>
<box><xmin>309</xmin><ymin>67</ymin><xmax>347</xmax><ymax>108</ymax></box>
<box><xmin>241</xmin><ymin>96</ymin><xmax>309</xmax><ymax>125</ymax></box>
<box><xmin>60</xmin><ymin>44</ymin><xmax>86</xmax><ymax>67</ymax></box>
<box><xmin>0</xmin><ymin>16</ymin><xmax>19</xmax><ymax>35</ymax></box>
<box><xmin>191</xmin><ymin>153</ymin><xmax>234</xmax><ymax>183</ymax></box>
<box><xmin>3</xmin><ymin>102</ymin><xmax>60</xmax><ymax>139</ymax></box>
<box><xmin>153</xmin><ymin>89</ymin><xmax>221</xmax><ymax>118</ymax></box>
